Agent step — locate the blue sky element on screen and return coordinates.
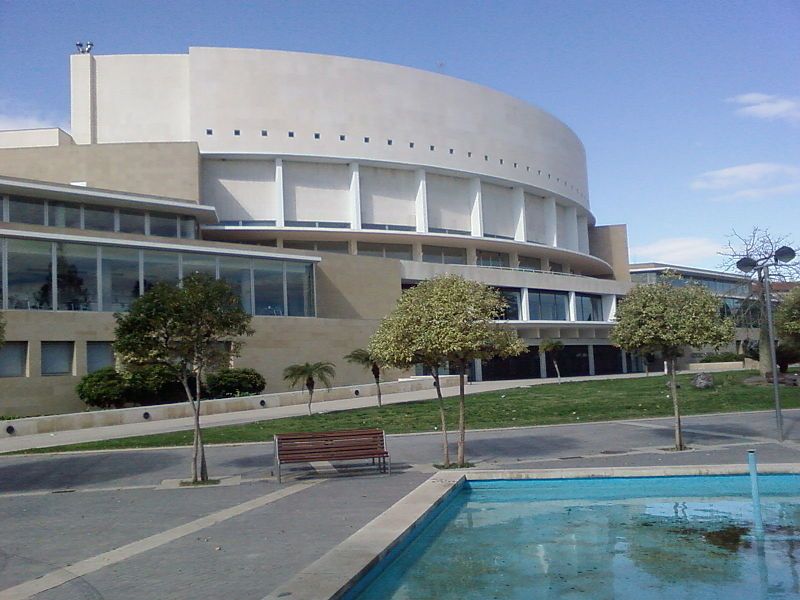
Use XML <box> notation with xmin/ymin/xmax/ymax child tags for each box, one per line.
<box><xmin>1</xmin><ymin>0</ymin><xmax>798</xmax><ymax>270</ymax></box>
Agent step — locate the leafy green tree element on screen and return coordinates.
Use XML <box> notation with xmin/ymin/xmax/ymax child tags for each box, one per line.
<box><xmin>539</xmin><ymin>339</ymin><xmax>564</xmax><ymax>383</ymax></box>
<box><xmin>114</xmin><ymin>274</ymin><xmax>253</xmax><ymax>482</ymax></box>
<box><xmin>776</xmin><ymin>288</ymin><xmax>800</xmax><ymax>347</ymax></box>
<box><xmin>611</xmin><ymin>280</ymin><xmax>734</xmax><ymax>450</ymax></box>
<box><xmin>344</xmin><ymin>348</ymin><xmax>384</xmax><ymax>407</ymax></box>
<box><xmin>283</xmin><ymin>361</ymin><xmax>336</xmax><ymax>415</ymax></box>
<box><xmin>369</xmin><ymin>275</ymin><xmax>526</xmax><ymax>467</ymax></box>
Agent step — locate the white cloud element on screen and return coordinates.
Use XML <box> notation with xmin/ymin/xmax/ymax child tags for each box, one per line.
<box><xmin>0</xmin><ymin>98</ymin><xmax>68</xmax><ymax>132</ymax></box>
<box><xmin>691</xmin><ymin>162</ymin><xmax>800</xmax><ymax>202</ymax></box>
<box><xmin>727</xmin><ymin>93</ymin><xmax>800</xmax><ymax>126</ymax></box>
<box><xmin>630</xmin><ymin>237</ymin><xmax>724</xmax><ymax>266</ymax></box>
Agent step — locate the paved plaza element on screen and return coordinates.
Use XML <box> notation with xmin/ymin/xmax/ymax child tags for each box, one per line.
<box><xmin>1</xmin><ymin>408</ymin><xmax>799</xmax><ymax>599</ymax></box>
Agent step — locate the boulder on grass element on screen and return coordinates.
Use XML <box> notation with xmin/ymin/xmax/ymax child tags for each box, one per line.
<box><xmin>692</xmin><ymin>373</ymin><xmax>715</xmax><ymax>389</ymax></box>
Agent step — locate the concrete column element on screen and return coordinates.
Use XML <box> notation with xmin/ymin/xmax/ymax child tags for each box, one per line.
<box><xmin>466</xmin><ymin>247</ymin><xmax>478</xmax><ymax>265</ymax></box>
<box><xmin>412</xmin><ymin>241</ymin><xmax>423</xmax><ymax>262</ymax></box>
<box><xmin>348</xmin><ymin>239</ymin><xmax>358</xmax><ymax>255</ymax></box>
<box><xmin>588</xmin><ymin>345</ymin><xmax>596</xmax><ymax>376</ymax></box>
<box><xmin>577</xmin><ymin>214</ymin><xmax>590</xmax><ymax>254</ymax></box>
<box><xmin>539</xmin><ymin>349</ymin><xmax>548</xmax><ymax>378</ymax></box>
<box><xmin>621</xmin><ymin>349</ymin><xmax>628</xmax><ymax>374</ymax></box>
<box><xmin>513</xmin><ymin>187</ymin><xmax>526</xmax><ymax>242</ymax></box>
<box><xmin>606</xmin><ymin>295</ymin><xmax>617</xmax><ymax>321</ymax></box>
<box><xmin>473</xmin><ymin>359</ymin><xmax>483</xmax><ymax>382</ymax></box>
<box><xmin>70</xmin><ymin>54</ymin><xmax>97</xmax><ymax>144</ymax></box>
<box><xmin>510</xmin><ymin>251</ymin><xmax>520</xmax><ymax>268</ymax></box>
<box><xmin>470</xmin><ymin>178</ymin><xmax>483</xmax><ymax>237</ymax></box>
<box><xmin>274</xmin><ymin>158</ymin><xmax>285</xmax><ymax>227</ymax></box>
<box><xmin>544</xmin><ymin>196</ymin><xmax>557</xmax><ymax>247</ymax></box>
<box><xmin>349</xmin><ymin>163</ymin><xmax>361</xmax><ymax>230</ymax></box>
<box><xmin>540</xmin><ymin>257</ymin><xmax>550</xmax><ymax>271</ymax></box>
<box><xmin>415</xmin><ymin>169</ymin><xmax>428</xmax><ymax>233</ymax></box>
<box><xmin>521</xmin><ymin>288</ymin><xmax>531</xmax><ymax>321</ymax></box>
<box><xmin>568</xmin><ymin>291</ymin><xmax>578</xmax><ymax>321</ymax></box>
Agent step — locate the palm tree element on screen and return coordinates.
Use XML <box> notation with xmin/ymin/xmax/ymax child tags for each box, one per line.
<box><xmin>283</xmin><ymin>361</ymin><xmax>336</xmax><ymax>415</ymax></box>
<box><xmin>540</xmin><ymin>339</ymin><xmax>564</xmax><ymax>384</ymax></box>
<box><xmin>344</xmin><ymin>348</ymin><xmax>383</xmax><ymax>407</ymax></box>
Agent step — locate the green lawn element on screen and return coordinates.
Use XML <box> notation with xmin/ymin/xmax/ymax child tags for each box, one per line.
<box><xmin>14</xmin><ymin>371</ymin><xmax>800</xmax><ymax>454</ymax></box>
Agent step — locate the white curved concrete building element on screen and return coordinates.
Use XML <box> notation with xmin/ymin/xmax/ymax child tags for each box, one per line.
<box><xmin>70</xmin><ymin>47</ymin><xmax>612</xmax><ymax>277</ymax></box>
<box><xmin>0</xmin><ymin>47</ymin><xmax>638</xmax><ymax>415</ymax></box>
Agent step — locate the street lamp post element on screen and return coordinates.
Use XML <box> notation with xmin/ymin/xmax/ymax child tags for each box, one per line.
<box><xmin>737</xmin><ymin>245</ymin><xmax>796</xmax><ymax>443</ymax></box>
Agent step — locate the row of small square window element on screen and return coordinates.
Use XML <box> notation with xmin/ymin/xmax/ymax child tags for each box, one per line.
<box><xmin>0</xmin><ymin>341</ymin><xmax>114</xmax><ymax>378</ymax></box>
<box><xmin>202</xmin><ymin>128</ymin><xmax>581</xmax><ymax>193</ymax></box>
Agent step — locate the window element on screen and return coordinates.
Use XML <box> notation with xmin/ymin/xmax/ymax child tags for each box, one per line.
<box><xmin>261</xmin><ymin>130</ymin><xmax>268</xmax><ymax>137</ymax></box>
<box><xmin>484</xmin><ymin>155</ymin><xmax>489</xmax><ymax>161</ymax></box>
<box><xmin>181</xmin><ymin>253</ymin><xmax>217</xmax><ymax>278</ymax></box>
<box><xmin>179</xmin><ymin>216</ymin><xmax>197</xmax><ymax>239</ymax></box>
<box><xmin>357</xmin><ymin>243</ymin><xmax>412</xmax><ymax>260</ymax></box>
<box><xmin>149</xmin><ymin>214</ymin><xmax>178</xmax><ymax>238</ymax></box>
<box><xmin>83</xmin><ymin>206</ymin><xmax>114</xmax><ymax>231</ymax></box>
<box><xmin>339</xmin><ymin>134</ymin><xmax>346</xmax><ymax>141</ymax></box>
<box><xmin>387</xmin><ymin>139</ymin><xmax>393</xmax><ymax>145</ymax></box>
<box><xmin>499</xmin><ymin>158</ymin><xmax>504</xmax><ymax>165</ymax></box>
<box><xmin>87</xmin><ymin>342</ymin><xmax>114</xmax><ymax>373</ymax></box>
<box><xmin>253</xmin><ymin>260</ymin><xmax>284</xmax><ymax>316</ymax></box>
<box><xmin>101</xmin><ymin>246</ymin><xmax>140</xmax><ymax>311</ymax></box>
<box><xmin>286</xmin><ymin>262</ymin><xmax>314</xmax><ymax>317</ymax></box>
<box><xmin>233</xmin><ymin>129</ymin><xmax>241</xmax><ymax>136</ymax></box>
<box><xmin>576</xmin><ymin>293</ymin><xmax>603</xmax><ymax>321</ymax></box>
<box><xmin>518</xmin><ymin>256</ymin><xmax>542</xmax><ymax>271</ymax></box>
<box><xmin>41</xmin><ymin>342</ymin><xmax>74</xmax><ymax>376</ymax></box>
<box><xmin>56</xmin><ymin>242</ymin><xmax>98</xmax><ymax>311</ymax></box>
<box><xmin>143</xmin><ymin>250</ymin><xmax>179</xmax><ymax>291</ymax></box>
<box><xmin>421</xmin><ymin>245</ymin><xmax>467</xmax><ymax>265</ymax></box>
<box><xmin>550</xmin><ymin>262</ymin><xmax>564</xmax><ymax>273</ymax></box>
<box><xmin>528</xmin><ymin>290</ymin><xmax>568</xmax><ymax>321</ymax></box>
<box><xmin>449</xmin><ymin>148</ymin><xmax>454</xmax><ymax>155</ymax></box>
<box><xmin>288</xmin><ymin>131</ymin><xmax>295</xmax><ymax>138</ymax></box>
<box><xmin>48</xmin><ymin>201</ymin><xmax>82</xmax><ymax>229</ymax></box>
<box><xmin>206</xmin><ymin>129</ymin><xmax>213</xmax><ymax>135</ymax></box>
<box><xmin>0</xmin><ymin>342</ymin><xmax>26</xmax><ymax>377</ymax></box>
<box><xmin>118</xmin><ymin>210</ymin><xmax>145</xmax><ymax>235</ymax></box>
<box><xmin>364</xmin><ymin>137</ymin><xmax>370</xmax><ymax>143</ymax></box>
<box><xmin>409</xmin><ymin>142</ymin><xmax>415</xmax><ymax>148</ymax></box>
<box><xmin>283</xmin><ymin>240</ymin><xmax>349</xmax><ymax>254</ymax></box>
<box><xmin>314</xmin><ymin>132</ymin><xmax>320</xmax><ymax>139</ymax></box>
<box><xmin>476</xmin><ymin>250</ymin><xmax>510</xmax><ymax>268</ymax></box>
<box><xmin>430</xmin><ymin>145</ymin><xmax>435</xmax><ymax>151</ymax></box>
<box><xmin>467</xmin><ymin>152</ymin><xmax>472</xmax><ymax>157</ymax></box>
<box><xmin>498</xmin><ymin>289</ymin><xmax>521</xmax><ymax>320</ymax></box>
<box><xmin>9</xmin><ymin>197</ymin><xmax>45</xmax><ymax>225</ymax></box>
<box><xmin>219</xmin><ymin>256</ymin><xmax>253</xmax><ymax>314</ymax></box>
<box><xmin>7</xmin><ymin>239</ymin><xmax>53</xmax><ymax>309</ymax></box>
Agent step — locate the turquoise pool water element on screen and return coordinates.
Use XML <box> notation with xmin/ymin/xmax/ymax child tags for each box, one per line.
<box><xmin>348</xmin><ymin>475</ymin><xmax>800</xmax><ymax>599</ymax></box>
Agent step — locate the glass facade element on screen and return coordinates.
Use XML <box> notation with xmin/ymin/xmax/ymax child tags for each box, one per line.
<box><xmin>528</xmin><ymin>289</ymin><xmax>569</xmax><ymax>320</ymax></box>
<box><xmin>0</xmin><ymin>342</ymin><xmax>27</xmax><ymax>377</ymax></box>
<box><xmin>518</xmin><ymin>256</ymin><xmax>542</xmax><ymax>271</ymax></box>
<box><xmin>357</xmin><ymin>242</ymin><xmax>413</xmax><ymax>260</ymax></box>
<box><xmin>3</xmin><ymin>195</ymin><xmax>197</xmax><ymax>239</ymax></box>
<box><xmin>41</xmin><ymin>341</ymin><xmax>74</xmax><ymax>376</ymax></box>
<box><xmin>498</xmin><ymin>289</ymin><xmax>521</xmax><ymax>320</ymax></box>
<box><xmin>575</xmin><ymin>293</ymin><xmax>603</xmax><ymax>321</ymax></box>
<box><xmin>0</xmin><ymin>237</ymin><xmax>316</xmax><ymax>317</ymax></box>
<box><xmin>631</xmin><ymin>271</ymin><xmax>750</xmax><ymax>297</ymax></box>
<box><xmin>87</xmin><ymin>342</ymin><xmax>115</xmax><ymax>373</ymax></box>
<box><xmin>421</xmin><ymin>245</ymin><xmax>467</xmax><ymax>265</ymax></box>
<box><xmin>283</xmin><ymin>240</ymin><xmax>350</xmax><ymax>254</ymax></box>
<box><xmin>476</xmin><ymin>250</ymin><xmax>510</xmax><ymax>268</ymax></box>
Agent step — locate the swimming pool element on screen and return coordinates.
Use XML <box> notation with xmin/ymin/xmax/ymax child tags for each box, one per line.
<box><xmin>346</xmin><ymin>475</ymin><xmax>800</xmax><ymax>599</ymax></box>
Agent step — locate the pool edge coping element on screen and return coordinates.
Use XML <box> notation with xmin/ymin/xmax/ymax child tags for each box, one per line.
<box><xmin>261</xmin><ymin>463</ymin><xmax>800</xmax><ymax>600</ymax></box>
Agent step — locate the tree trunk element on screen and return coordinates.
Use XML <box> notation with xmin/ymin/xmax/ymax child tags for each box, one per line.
<box><xmin>195</xmin><ymin>371</ymin><xmax>208</xmax><ymax>482</ymax></box>
<box><xmin>181</xmin><ymin>376</ymin><xmax>199</xmax><ymax>483</ymax></box>
<box><xmin>669</xmin><ymin>357</ymin><xmax>684</xmax><ymax>451</ymax></box>
<box><xmin>372</xmin><ymin>363</ymin><xmax>382</xmax><ymax>408</ymax></box>
<box><xmin>457</xmin><ymin>360</ymin><xmax>466</xmax><ymax>466</ymax></box>
<box><xmin>432</xmin><ymin>368</ymin><xmax>450</xmax><ymax>468</ymax></box>
<box><xmin>306</xmin><ymin>377</ymin><xmax>315</xmax><ymax>415</ymax></box>
<box><xmin>759</xmin><ymin>321</ymin><xmax>772</xmax><ymax>376</ymax></box>
<box><xmin>553</xmin><ymin>360</ymin><xmax>561</xmax><ymax>384</ymax></box>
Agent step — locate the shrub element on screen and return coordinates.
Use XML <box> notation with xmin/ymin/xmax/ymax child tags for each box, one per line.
<box><xmin>76</xmin><ymin>367</ymin><xmax>129</xmax><ymax>408</ymax></box>
<box><xmin>699</xmin><ymin>352</ymin><xmax>742</xmax><ymax>363</ymax></box>
<box><xmin>205</xmin><ymin>368</ymin><xmax>266</xmax><ymax>398</ymax></box>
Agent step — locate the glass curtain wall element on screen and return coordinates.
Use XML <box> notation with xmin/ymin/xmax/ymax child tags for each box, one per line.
<box><xmin>528</xmin><ymin>290</ymin><xmax>568</xmax><ymax>320</ymax></box>
<box><xmin>6</xmin><ymin>239</ymin><xmax>53</xmax><ymax>309</ymax></box>
<box><xmin>101</xmin><ymin>247</ymin><xmax>140</xmax><ymax>311</ymax></box>
<box><xmin>575</xmin><ymin>293</ymin><xmax>603</xmax><ymax>321</ymax></box>
<box><xmin>56</xmin><ymin>242</ymin><xmax>98</xmax><ymax>311</ymax></box>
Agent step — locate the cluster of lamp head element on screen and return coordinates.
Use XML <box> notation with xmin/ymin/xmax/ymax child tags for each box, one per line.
<box><xmin>735</xmin><ymin>246</ymin><xmax>796</xmax><ymax>274</ymax></box>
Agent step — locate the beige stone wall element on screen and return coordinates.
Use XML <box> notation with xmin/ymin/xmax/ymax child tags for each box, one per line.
<box><xmin>0</xmin><ymin>310</ymin><xmax>404</xmax><ymax>417</ymax></box>
<box><xmin>0</xmin><ymin>142</ymin><xmax>201</xmax><ymax>202</ymax></box>
<box><xmin>589</xmin><ymin>224</ymin><xmax>631</xmax><ymax>282</ymax></box>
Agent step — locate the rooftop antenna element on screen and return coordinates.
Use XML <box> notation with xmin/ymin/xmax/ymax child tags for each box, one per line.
<box><xmin>75</xmin><ymin>42</ymin><xmax>94</xmax><ymax>54</ymax></box>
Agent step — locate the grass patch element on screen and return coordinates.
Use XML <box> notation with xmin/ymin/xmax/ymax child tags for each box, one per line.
<box><xmin>12</xmin><ymin>370</ymin><xmax>800</xmax><ymax>454</ymax></box>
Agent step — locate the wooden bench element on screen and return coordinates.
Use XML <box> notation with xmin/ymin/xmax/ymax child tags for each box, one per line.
<box><xmin>274</xmin><ymin>428</ymin><xmax>391</xmax><ymax>483</ymax></box>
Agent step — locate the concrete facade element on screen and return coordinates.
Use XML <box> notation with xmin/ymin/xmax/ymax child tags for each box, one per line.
<box><xmin>0</xmin><ymin>47</ymin><xmax>640</xmax><ymax>415</ymax></box>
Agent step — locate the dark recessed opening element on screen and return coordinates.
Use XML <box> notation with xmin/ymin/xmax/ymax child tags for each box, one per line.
<box><xmin>259</xmin><ymin>399</ymin><xmax>266</xmax><ymax>407</ymax></box>
<box><xmin>143</xmin><ymin>411</ymin><xmax>151</xmax><ymax>420</ymax></box>
<box><xmin>354</xmin><ymin>389</ymin><xmax>360</xmax><ymax>396</ymax></box>
<box><xmin>5</xmin><ymin>425</ymin><xmax>15</xmax><ymax>435</ymax></box>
